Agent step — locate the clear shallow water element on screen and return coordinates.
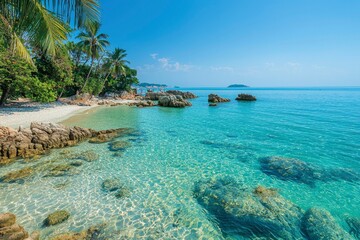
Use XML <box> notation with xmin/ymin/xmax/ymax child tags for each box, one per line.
<box><xmin>1</xmin><ymin>88</ymin><xmax>360</xmax><ymax>239</ymax></box>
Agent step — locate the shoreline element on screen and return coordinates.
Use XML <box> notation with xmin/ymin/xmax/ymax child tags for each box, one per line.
<box><xmin>0</xmin><ymin>103</ymin><xmax>99</xmax><ymax>128</ymax></box>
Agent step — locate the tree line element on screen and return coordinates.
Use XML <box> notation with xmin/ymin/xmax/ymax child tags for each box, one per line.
<box><xmin>0</xmin><ymin>0</ymin><xmax>138</xmax><ymax>106</ymax></box>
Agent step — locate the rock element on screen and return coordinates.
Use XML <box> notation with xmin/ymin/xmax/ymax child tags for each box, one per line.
<box><xmin>102</xmin><ymin>179</ymin><xmax>122</xmax><ymax>192</ymax></box>
<box><xmin>88</xmin><ymin>128</ymin><xmax>135</xmax><ymax>144</ymax></box>
<box><xmin>301</xmin><ymin>208</ymin><xmax>352</xmax><ymax>240</ymax></box>
<box><xmin>43</xmin><ymin>210</ymin><xmax>70</xmax><ymax>226</ymax></box>
<box><xmin>114</xmin><ymin>186</ymin><xmax>131</xmax><ymax>198</ymax></box>
<box><xmin>346</xmin><ymin>216</ymin><xmax>360</xmax><ymax>239</ymax></box>
<box><xmin>50</xmin><ymin>223</ymin><xmax>106</xmax><ymax>240</ymax></box>
<box><xmin>209</xmin><ymin>103</ymin><xmax>217</xmax><ymax>107</ymax></box>
<box><xmin>128</xmin><ymin>100</ymin><xmax>156</xmax><ymax>107</ymax></box>
<box><xmin>166</xmin><ymin>90</ymin><xmax>197</xmax><ymax>99</ymax></box>
<box><xmin>0</xmin><ymin>167</ymin><xmax>34</xmax><ymax>183</ymax></box>
<box><xmin>158</xmin><ymin>95</ymin><xmax>192</xmax><ymax>108</ymax></box>
<box><xmin>108</xmin><ymin>140</ymin><xmax>131</xmax><ymax>151</ymax></box>
<box><xmin>194</xmin><ymin>177</ymin><xmax>304</xmax><ymax>239</ymax></box>
<box><xmin>259</xmin><ymin>156</ymin><xmax>322</xmax><ymax>186</ymax></box>
<box><xmin>208</xmin><ymin>94</ymin><xmax>230</xmax><ymax>103</ymax></box>
<box><xmin>145</xmin><ymin>92</ymin><xmax>170</xmax><ymax>100</ymax></box>
<box><xmin>69</xmin><ymin>161</ymin><xmax>83</xmax><ymax>167</ymax></box>
<box><xmin>324</xmin><ymin>168</ymin><xmax>360</xmax><ymax>183</ymax></box>
<box><xmin>45</xmin><ymin>164</ymin><xmax>73</xmax><ymax>177</ymax></box>
<box><xmin>235</xmin><ymin>93</ymin><xmax>256</xmax><ymax>101</ymax></box>
<box><xmin>0</xmin><ymin>212</ymin><xmax>39</xmax><ymax>240</ymax></box>
<box><xmin>0</xmin><ymin>122</ymin><xmax>130</xmax><ymax>163</ymax></box>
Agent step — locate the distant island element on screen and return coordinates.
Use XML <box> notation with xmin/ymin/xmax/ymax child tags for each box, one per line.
<box><xmin>228</xmin><ymin>84</ymin><xmax>249</xmax><ymax>88</ymax></box>
<box><xmin>136</xmin><ymin>83</ymin><xmax>168</xmax><ymax>88</ymax></box>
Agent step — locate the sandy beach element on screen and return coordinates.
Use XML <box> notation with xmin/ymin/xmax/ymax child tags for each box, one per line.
<box><xmin>0</xmin><ymin>103</ymin><xmax>97</xmax><ymax>128</ymax></box>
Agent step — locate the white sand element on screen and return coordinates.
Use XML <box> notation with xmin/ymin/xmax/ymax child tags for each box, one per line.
<box><xmin>0</xmin><ymin>104</ymin><xmax>97</xmax><ymax>128</ymax></box>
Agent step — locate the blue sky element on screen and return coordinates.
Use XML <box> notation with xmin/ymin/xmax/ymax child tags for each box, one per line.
<box><xmin>100</xmin><ymin>0</ymin><xmax>360</xmax><ymax>87</ymax></box>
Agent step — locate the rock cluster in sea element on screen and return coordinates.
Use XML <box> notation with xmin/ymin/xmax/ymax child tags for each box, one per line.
<box><xmin>208</xmin><ymin>94</ymin><xmax>230</xmax><ymax>103</ymax></box>
<box><xmin>235</xmin><ymin>93</ymin><xmax>257</xmax><ymax>101</ymax></box>
<box><xmin>193</xmin><ymin>176</ymin><xmax>355</xmax><ymax>239</ymax></box>
<box><xmin>145</xmin><ymin>90</ymin><xmax>197</xmax><ymax>101</ymax></box>
<box><xmin>0</xmin><ymin>212</ymin><xmax>40</xmax><ymax>240</ymax></box>
<box><xmin>0</xmin><ymin>122</ymin><xmax>133</xmax><ymax>164</ymax></box>
<box><xmin>158</xmin><ymin>95</ymin><xmax>192</xmax><ymax>108</ymax></box>
<box><xmin>43</xmin><ymin>210</ymin><xmax>70</xmax><ymax>226</ymax></box>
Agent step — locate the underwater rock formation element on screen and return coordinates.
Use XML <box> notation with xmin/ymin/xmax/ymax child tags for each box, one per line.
<box><xmin>0</xmin><ymin>122</ymin><xmax>131</xmax><ymax>164</ymax></box>
<box><xmin>43</xmin><ymin>210</ymin><xmax>70</xmax><ymax>226</ymax></box>
<box><xmin>259</xmin><ymin>156</ymin><xmax>360</xmax><ymax>186</ymax></box>
<box><xmin>0</xmin><ymin>212</ymin><xmax>39</xmax><ymax>240</ymax></box>
<box><xmin>108</xmin><ymin>140</ymin><xmax>131</xmax><ymax>152</ymax></box>
<box><xmin>50</xmin><ymin>223</ymin><xmax>106</xmax><ymax>240</ymax></box>
<box><xmin>88</xmin><ymin>128</ymin><xmax>135</xmax><ymax>144</ymax></box>
<box><xmin>102</xmin><ymin>179</ymin><xmax>122</xmax><ymax>192</ymax></box>
<box><xmin>193</xmin><ymin>177</ymin><xmax>305</xmax><ymax>239</ymax></box>
<box><xmin>208</xmin><ymin>94</ymin><xmax>230</xmax><ymax>103</ymax></box>
<box><xmin>259</xmin><ymin>156</ymin><xmax>321</xmax><ymax>186</ymax></box>
<box><xmin>209</xmin><ymin>103</ymin><xmax>217</xmax><ymax>107</ymax></box>
<box><xmin>235</xmin><ymin>93</ymin><xmax>257</xmax><ymax>101</ymax></box>
<box><xmin>158</xmin><ymin>95</ymin><xmax>192</xmax><ymax>108</ymax></box>
<box><xmin>301</xmin><ymin>208</ymin><xmax>352</xmax><ymax>240</ymax></box>
<box><xmin>0</xmin><ymin>166</ymin><xmax>35</xmax><ymax>183</ymax></box>
<box><xmin>346</xmin><ymin>216</ymin><xmax>360</xmax><ymax>240</ymax></box>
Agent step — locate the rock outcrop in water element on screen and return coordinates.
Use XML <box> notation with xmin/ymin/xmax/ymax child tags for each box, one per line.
<box><xmin>158</xmin><ymin>95</ymin><xmax>192</xmax><ymax>108</ymax></box>
<box><xmin>0</xmin><ymin>122</ymin><xmax>134</xmax><ymax>164</ymax></box>
<box><xmin>259</xmin><ymin>156</ymin><xmax>360</xmax><ymax>186</ymax></box>
<box><xmin>0</xmin><ymin>212</ymin><xmax>39</xmax><ymax>240</ymax></box>
<box><xmin>43</xmin><ymin>210</ymin><xmax>70</xmax><ymax>226</ymax></box>
<box><xmin>50</xmin><ymin>223</ymin><xmax>107</xmax><ymax>240</ymax></box>
<box><xmin>166</xmin><ymin>90</ymin><xmax>197</xmax><ymax>99</ymax></box>
<box><xmin>208</xmin><ymin>94</ymin><xmax>230</xmax><ymax>103</ymax></box>
<box><xmin>301</xmin><ymin>208</ymin><xmax>353</xmax><ymax>240</ymax></box>
<box><xmin>193</xmin><ymin>177</ymin><xmax>305</xmax><ymax>239</ymax></box>
<box><xmin>235</xmin><ymin>93</ymin><xmax>256</xmax><ymax>101</ymax></box>
<box><xmin>102</xmin><ymin>179</ymin><xmax>131</xmax><ymax>198</ymax></box>
<box><xmin>145</xmin><ymin>90</ymin><xmax>197</xmax><ymax>100</ymax></box>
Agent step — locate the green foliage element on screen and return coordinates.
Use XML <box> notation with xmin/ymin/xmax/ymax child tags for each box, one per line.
<box><xmin>0</xmin><ymin>48</ymin><xmax>56</xmax><ymax>105</ymax></box>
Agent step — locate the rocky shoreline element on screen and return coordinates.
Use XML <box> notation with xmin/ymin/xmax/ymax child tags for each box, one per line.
<box><xmin>0</xmin><ymin>122</ymin><xmax>130</xmax><ymax>165</ymax></box>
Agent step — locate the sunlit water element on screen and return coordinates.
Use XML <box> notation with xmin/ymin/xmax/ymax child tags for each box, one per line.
<box><xmin>1</xmin><ymin>88</ymin><xmax>360</xmax><ymax>239</ymax></box>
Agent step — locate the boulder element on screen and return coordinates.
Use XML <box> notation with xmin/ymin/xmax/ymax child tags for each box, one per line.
<box><xmin>158</xmin><ymin>95</ymin><xmax>192</xmax><ymax>108</ymax></box>
<box><xmin>88</xmin><ymin>128</ymin><xmax>135</xmax><ymax>144</ymax></box>
<box><xmin>193</xmin><ymin>177</ymin><xmax>304</xmax><ymax>239</ymax></box>
<box><xmin>346</xmin><ymin>216</ymin><xmax>360</xmax><ymax>239</ymax></box>
<box><xmin>45</xmin><ymin>164</ymin><xmax>74</xmax><ymax>177</ymax></box>
<box><xmin>102</xmin><ymin>179</ymin><xmax>122</xmax><ymax>192</ymax></box>
<box><xmin>209</xmin><ymin>103</ymin><xmax>217</xmax><ymax>107</ymax></box>
<box><xmin>50</xmin><ymin>223</ymin><xmax>106</xmax><ymax>240</ymax></box>
<box><xmin>145</xmin><ymin>92</ymin><xmax>170</xmax><ymax>100</ymax></box>
<box><xmin>208</xmin><ymin>94</ymin><xmax>230</xmax><ymax>103</ymax></box>
<box><xmin>259</xmin><ymin>156</ymin><xmax>322</xmax><ymax>186</ymax></box>
<box><xmin>0</xmin><ymin>212</ymin><xmax>39</xmax><ymax>240</ymax></box>
<box><xmin>128</xmin><ymin>100</ymin><xmax>156</xmax><ymax>107</ymax></box>
<box><xmin>235</xmin><ymin>93</ymin><xmax>256</xmax><ymax>101</ymax></box>
<box><xmin>166</xmin><ymin>90</ymin><xmax>197</xmax><ymax>99</ymax></box>
<box><xmin>0</xmin><ymin>167</ymin><xmax>34</xmax><ymax>183</ymax></box>
<box><xmin>43</xmin><ymin>210</ymin><xmax>70</xmax><ymax>226</ymax></box>
<box><xmin>301</xmin><ymin>208</ymin><xmax>352</xmax><ymax>240</ymax></box>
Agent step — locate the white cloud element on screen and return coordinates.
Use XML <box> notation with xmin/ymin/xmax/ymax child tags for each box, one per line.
<box><xmin>150</xmin><ymin>53</ymin><xmax>158</xmax><ymax>59</ymax></box>
<box><xmin>287</xmin><ymin>62</ymin><xmax>301</xmax><ymax>68</ymax></box>
<box><xmin>155</xmin><ymin>56</ymin><xmax>193</xmax><ymax>71</ymax></box>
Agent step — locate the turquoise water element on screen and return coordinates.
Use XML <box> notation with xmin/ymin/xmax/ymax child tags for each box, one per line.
<box><xmin>1</xmin><ymin>87</ymin><xmax>360</xmax><ymax>239</ymax></box>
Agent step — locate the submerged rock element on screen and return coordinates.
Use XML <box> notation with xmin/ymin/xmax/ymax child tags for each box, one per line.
<box><xmin>0</xmin><ymin>212</ymin><xmax>39</xmax><ymax>240</ymax></box>
<box><xmin>346</xmin><ymin>216</ymin><xmax>360</xmax><ymax>239</ymax></box>
<box><xmin>43</xmin><ymin>210</ymin><xmax>70</xmax><ymax>226</ymax></box>
<box><xmin>102</xmin><ymin>179</ymin><xmax>122</xmax><ymax>192</ymax></box>
<box><xmin>208</xmin><ymin>94</ymin><xmax>230</xmax><ymax>103</ymax></box>
<box><xmin>88</xmin><ymin>128</ymin><xmax>135</xmax><ymax>143</ymax></box>
<box><xmin>114</xmin><ymin>186</ymin><xmax>131</xmax><ymax>198</ymax></box>
<box><xmin>235</xmin><ymin>93</ymin><xmax>256</xmax><ymax>101</ymax></box>
<box><xmin>67</xmin><ymin>150</ymin><xmax>99</xmax><ymax>162</ymax></box>
<box><xmin>158</xmin><ymin>95</ymin><xmax>192</xmax><ymax>108</ymax></box>
<box><xmin>0</xmin><ymin>166</ymin><xmax>35</xmax><ymax>183</ymax></box>
<box><xmin>259</xmin><ymin>156</ymin><xmax>322</xmax><ymax>186</ymax></box>
<box><xmin>193</xmin><ymin>177</ymin><xmax>304</xmax><ymax>239</ymax></box>
<box><xmin>45</xmin><ymin>164</ymin><xmax>74</xmax><ymax>177</ymax></box>
<box><xmin>301</xmin><ymin>208</ymin><xmax>352</xmax><ymax>240</ymax></box>
<box><xmin>50</xmin><ymin>223</ymin><xmax>106</xmax><ymax>240</ymax></box>
<box><xmin>108</xmin><ymin>140</ymin><xmax>131</xmax><ymax>151</ymax></box>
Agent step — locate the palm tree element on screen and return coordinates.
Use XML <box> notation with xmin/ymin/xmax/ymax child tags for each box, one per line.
<box><xmin>100</xmin><ymin>48</ymin><xmax>129</xmax><ymax>93</ymax></box>
<box><xmin>0</xmin><ymin>0</ymin><xmax>99</xmax><ymax>63</ymax></box>
<box><xmin>76</xmin><ymin>21</ymin><xmax>109</xmax><ymax>92</ymax></box>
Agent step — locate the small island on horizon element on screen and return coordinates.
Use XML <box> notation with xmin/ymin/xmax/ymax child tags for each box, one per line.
<box><xmin>228</xmin><ymin>84</ymin><xmax>249</xmax><ymax>88</ymax></box>
<box><xmin>136</xmin><ymin>82</ymin><xmax>168</xmax><ymax>88</ymax></box>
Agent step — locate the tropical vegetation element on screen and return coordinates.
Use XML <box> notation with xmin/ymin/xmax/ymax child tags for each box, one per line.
<box><xmin>0</xmin><ymin>0</ymin><xmax>138</xmax><ymax>106</ymax></box>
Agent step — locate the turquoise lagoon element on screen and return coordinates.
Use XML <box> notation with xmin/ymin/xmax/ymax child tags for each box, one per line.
<box><xmin>1</xmin><ymin>87</ymin><xmax>360</xmax><ymax>239</ymax></box>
